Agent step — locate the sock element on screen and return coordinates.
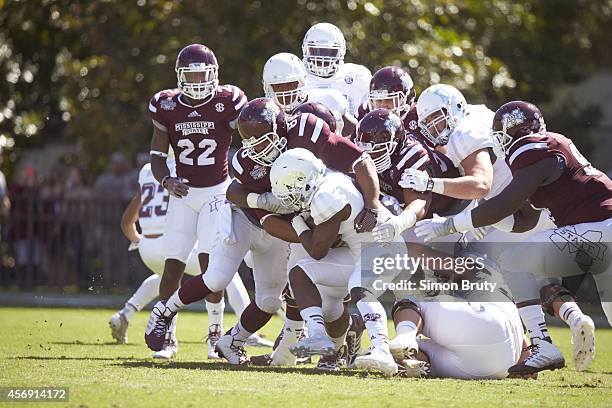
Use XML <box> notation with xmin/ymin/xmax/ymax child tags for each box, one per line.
<box><xmin>395</xmin><ymin>320</ymin><xmax>417</xmax><ymax>349</ymax></box>
<box><xmin>274</xmin><ymin>318</ymin><xmax>304</xmax><ymax>353</ymax></box>
<box><xmin>120</xmin><ymin>303</ymin><xmax>138</xmax><ymax>321</ymax></box>
<box><xmin>165</xmin><ymin>290</ymin><xmax>185</xmax><ymax>313</ymax></box>
<box><xmin>300</xmin><ymin>306</ymin><xmax>326</xmax><ymax>338</ymax></box>
<box><xmin>225</xmin><ymin>273</ymin><xmax>250</xmax><ymax>316</ymax></box>
<box><xmin>229</xmin><ymin>321</ymin><xmax>252</xmax><ymax>343</ymax></box>
<box><xmin>558</xmin><ymin>302</ymin><xmax>583</xmax><ymax>327</ymax></box>
<box><xmin>356</xmin><ymin>299</ymin><xmax>390</xmax><ymax>352</ymax></box>
<box><xmin>126</xmin><ymin>274</ymin><xmax>161</xmax><ymax>313</ymax></box>
<box><xmin>206</xmin><ymin>298</ymin><xmax>225</xmax><ymax>330</ymax></box>
<box><xmin>177</xmin><ymin>274</ymin><xmax>212</xmax><ymax>305</ymax></box>
<box><xmin>518</xmin><ymin>305</ymin><xmax>551</xmax><ymax>343</ymax></box>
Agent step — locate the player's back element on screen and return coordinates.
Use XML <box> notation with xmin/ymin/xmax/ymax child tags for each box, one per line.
<box><xmin>310</xmin><ymin>170</ymin><xmax>365</xmax><ymax>256</ymax></box>
<box><xmin>137</xmin><ymin>160</ymin><xmax>176</xmax><ymax>234</ymax></box>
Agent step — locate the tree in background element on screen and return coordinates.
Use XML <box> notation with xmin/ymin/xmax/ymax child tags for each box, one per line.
<box><xmin>1</xmin><ymin>0</ymin><xmax>611</xmax><ymax>177</ymax></box>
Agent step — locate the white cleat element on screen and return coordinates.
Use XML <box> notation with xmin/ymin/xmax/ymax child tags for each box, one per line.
<box><xmin>108</xmin><ymin>311</ymin><xmax>129</xmax><ymax>344</ymax></box>
<box><xmin>152</xmin><ymin>338</ymin><xmax>178</xmax><ymax>360</ymax></box>
<box><xmin>353</xmin><ymin>347</ymin><xmax>398</xmax><ymax>377</ymax></box>
<box><xmin>215</xmin><ymin>334</ymin><xmax>249</xmax><ymax>365</ymax></box>
<box><xmin>245</xmin><ymin>333</ymin><xmax>274</xmax><ymax>348</ymax></box>
<box><xmin>271</xmin><ymin>344</ymin><xmax>298</xmax><ymax>366</ymax></box>
<box><xmin>398</xmin><ymin>359</ymin><xmax>430</xmax><ymax>378</ymax></box>
<box><xmin>289</xmin><ymin>332</ymin><xmax>336</xmax><ymax>358</ymax></box>
<box><xmin>389</xmin><ymin>333</ymin><xmax>418</xmax><ymax>361</ymax></box>
<box><xmin>508</xmin><ymin>338</ymin><xmax>565</xmax><ymax>376</ymax></box>
<box><xmin>206</xmin><ymin>324</ymin><xmax>222</xmax><ymax>360</ymax></box>
<box><xmin>570</xmin><ymin>315</ymin><xmax>595</xmax><ymax>371</ymax></box>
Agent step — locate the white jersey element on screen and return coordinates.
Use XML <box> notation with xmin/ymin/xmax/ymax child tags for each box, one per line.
<box><xmin>444</xmin><ymin>104</ymin><xmax>512</xmax><ymax>199</ymax></box>
<box><xmin>306</xmin><ymin>63</ymin><xmax>371</xmax><ymax>117</ymax></box>
<box><xmin>307</xmin><ymin>87</ymin><xmax>349</xmax><ymax>134</ymax></box>
<box><xmin>310</xmin><ymin>171</ymin><xmax>366</xmax><ymax>257</ymax></box>
<box><xmin>137</xmin><ymin>159</ymin><xmax>176</xmax><ymax>235</ymax></box>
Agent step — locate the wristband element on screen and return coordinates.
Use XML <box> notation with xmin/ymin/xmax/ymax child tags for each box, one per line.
<box><xmin>291</xmin><ymin>215</ymin><xmax>311</xmax><ymax>237</ymax></box>
<box><xmin>151</xmin><ymin>150</ymin><xmax>168</xmax><ymax>158</ymax></box>
<box><xmin>431</xmin><ymin>178</ymin><xmax>444</xmax><ymax>194</ymax></box>
<box><xmin>246</xmin><ymin>193</ymin><xmax>260</xmax><ymax>209</ymax></box>
<box><xmin>161</xmin><ymin>175</ymin><xmax>171</xmax><ymax>189</ymax></box>
<box><xmin>452</xmin><ymin>210</ymin><xmax>475</xmax><ymax>233</ymax></box>
<box><xmin>397</xmin><ymin>211</ymin><xmax>417</xmax><ymax>232</ymax></box>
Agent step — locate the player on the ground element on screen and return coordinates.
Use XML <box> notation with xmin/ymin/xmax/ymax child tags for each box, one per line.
<box><xmin>146</xmin><ymin>43</ymin><xmax>247</xmax><ymax>357</ymax></box>
<box><xmin>263</xmin><ymin>52</ymin><xmax>356</xmax><ymax>136</ymax></box>
<box><xmin>144</xmin><ymin>98</ymin><xmax>379</xmax><ymax>365</ymax></box>
<box><xmin>414</xmin><ymin>100</ymin><xmax>610</xmax><ymax>374</ymax></box>
<box><xmin>108</xmin><ymin>157</ymin><xmax>271</xmax><ymax>357</ymax></box>
<box><xmin>301</xmin><ymin>23</ymin><xmax>371</xmax><ymax>117</ymax></box>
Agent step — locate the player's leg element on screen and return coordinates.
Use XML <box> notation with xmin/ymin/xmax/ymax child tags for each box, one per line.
<box><xmin>216</xmin><ymin>232</ymin><xmax>290</xmax><ymax>364</ymax></box>
<box><xmin>540</xmin><ymin>281</ymin><xmax>595</xmax><ymax>371</ymax></box>
<box><xmin>317</xmin><ymin>287</ymin><xmax>351</xmax><ymax>371</ymax></box>
<box><xmin>145</xmin><ymin>211</ymin><xmax>251</xmax><ymax>351</ymax></box>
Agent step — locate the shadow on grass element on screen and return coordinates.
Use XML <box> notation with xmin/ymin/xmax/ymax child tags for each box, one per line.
<box><xmin>11</xmin><ymin>355</ymin><xmax>140</xmax><ymax>361</ymax></box>
<box><xmin>49</xmin><ymin>341</ymin><xmax>139</xmax><ymax>346</ymax></box>
<box><xmin>116</xmin><ymin>360</ymin><xmax>384</xmax><ymax>378</ymax></box>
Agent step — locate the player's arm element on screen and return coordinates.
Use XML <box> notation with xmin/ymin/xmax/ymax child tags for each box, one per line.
<box><xmin>436</xmin><ymin>148</ymin><xmax>494</xmax><ymax>199</ymax></box>
<box><xmin>511</xmin><ymin>201</ymin><xmax>542</xmax><ymax>233</ymax></box>
<box><xmin>150</xmin><ymin>125</ymin><xmax>188</xmax><ymax>197</ymax></box>
<box><xmin>261</xmin><ymin>215</ymin><xmax>300</xmax><ymax>243</ymax></box>
<box><xmin>341</xmin><ymin>112</ymin><xmax>357</xmax><ymax>138</ymax></box>
<box><xmin>121</xmin><ymin>187</ymin><xmax>142</xmax><ymax>244</ymax></box>
<box><xmin>293</xmin><ymin>205</ymin><xmax>351</xmax><ymax>260</ymax></box>
<box><xmin>353</xmin><ymin>155</ymin><xmax>381</xmax><ymax>209</ymax></box>
<box><xmin>226</xmin><ymin>179</ymin><xmax>251</xmax><ymax>208</ymax></box>
<box><xmin>403</xmin><ymin>188</ymin><xmax>431</xmax><ymax>221</ymax></box>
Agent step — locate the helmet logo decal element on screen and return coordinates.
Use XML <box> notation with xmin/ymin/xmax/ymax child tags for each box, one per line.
<box><xmin>384</xmin><ymin>113</ymin><xmax>401</xmax><ymax>135</ymax></box>
<box><xmin>501</xmin><ymin>108</ymin><xmax>526</xmax><ymax>129</ymax></box>
<box><xmin>261</xmin><ymin>101</ymin><xmax>281</xmax><ymax>125</ymax></box>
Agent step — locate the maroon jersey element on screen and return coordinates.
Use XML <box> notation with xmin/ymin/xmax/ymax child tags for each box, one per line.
<box><xmin>507</xmin><ymin>132</ymin><xmax>612</xmax><ymax>226</ymax></box>
<box><xmin>379</xmin><ymin>136</ymin><xmax>462</xmax><ymax>217</ymax></box>
<box><xmin>231</xmin><ymin>148</ymin><xmax>273</xmax><ymax>227</ymax></box>
<box><xmin>149</xmin><ymin>85</ymin><xmax>247</xmax><ymax>187</ymax></box>
<box><xmin>286</xmin><ymin>112</ymin><xmax>364</xmax><ymax>173</ymax></box>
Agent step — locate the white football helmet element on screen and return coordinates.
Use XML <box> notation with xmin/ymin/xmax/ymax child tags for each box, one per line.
<box><xmin>263</xmin><ymin>53</ymin><xmax>308</xmax><ymax>112</ymax></box>
<box><xmin>302</xmin><ymin>23</ymin><xmax>346</xmax><ymax>78</ymax></box>
<box><xmin>416</xmin><ymin>84</ymin><xmax>466</xmax><ymax>146</ymax></box>
<box><xmin>270</xmin><ymin>148</ymin><xmax>326</xmax><ymax>210</ymax></box>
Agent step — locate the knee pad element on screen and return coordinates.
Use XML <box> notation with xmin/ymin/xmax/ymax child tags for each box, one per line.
<box><xmin>322</xmin><ymin>301</ymin><xmax>344</xmax><ymax>323</ymax></box>
<box><xmin>391</xmin><ymin>297</ymin><xmax>422</xmax><ymax>321</ymax></box>
<box><xmin>202</xmin><ymin>268</ymin><xmax>234</xmax><ymax>293</ymax></box>
<box><xmin>256</xmin><ymin>295</ymin><xmax>283</xmax><ymax>314</ymax></box>
<box><xmin>540</xmin><ymin>283</ymin><xmax>575</xmax><ymax>316</ymax></box>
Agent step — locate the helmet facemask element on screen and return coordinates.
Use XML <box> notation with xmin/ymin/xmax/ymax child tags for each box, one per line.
<box><xmin>419</xmin><ymin>107</ymin><xmax>458</xmax><ymax>146</ymax></box>
<box><xmin>272</xmin><ymin>169</ymin><xmax>323</xmax><ymax>211</ymax></box>
<box><xmin>356</xmin><ymin>139</ymin><xmax>398</xmax><ymax>173</ymax></box>
<box><xmin>492</xmin><ymin>125</ymin><xmax>513</xmax><ymax>158</ymax></box>
<box><xmin>176</xmin><ymin>63</ymin><xmax>219</xmax><ymax>101</ymax></box>
<box><xmin>369</xmin><ymin>90</ymin><xmax>410</xmax><ymax>117</ymax></box>
<box><xmin>303</xmin><ymin>45</ymin><xmax>343</xmax><ymax>77</ymax></box>
<box><xmin>265</xmin><ymin>81</ymin><xmax>307</xmax><ymax>112</ymax></box>
<box><xmin>242</xmin><ymin>129</ymin><xmax>287</xmax><ymax>167</ymax></box>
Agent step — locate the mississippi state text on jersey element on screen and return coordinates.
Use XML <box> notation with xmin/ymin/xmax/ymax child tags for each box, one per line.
<box><xmin>506</xmin><ymin>132</ymin><xmax>612</xmax><ymax>227</ymax></box>
<box><xmin>149</xmin><ymin>85</ymin><xmax>247</xmax><ymax>187</ymax></box>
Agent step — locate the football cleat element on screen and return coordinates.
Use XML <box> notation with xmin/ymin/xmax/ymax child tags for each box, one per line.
<box><xmin>108</xmin><ymin>311</ymin><xmax>129</xmax><ymax>344</ymax></box>
<box><xmin>397</xmin><ymin>358</ymin><xmax>431</xmax><ymax>378</ymax></box>
<box><xmin>205</xmin><ymin>324</ymin><xmax>222</xmax><ymax>359</ymax></box>
<box><xmin>507</xmin><ymin>338</ymin><xmax>565</xmax><ymax>376</ymax></box>
<box><xmin>570</xmin><ymin>314</ymin><xmax>595</xmax><ymax>371</ymax></box>
<box><xmin>289</xmin><ymin>332</ymin><xmax>336</xmax><ymax>358</ymax></box>
<box><xmin>250</xmin><ymin>353</ymin><xmax>274</xmax><ymax>366</ymax></box>
<box><xmin>389</xmin><ymin>332</ymin><xmax>419</xmax><ymax>361</ymax></box>
<box><xmin>215</xmin><ymin>333</ymin><xmax>249</xmax><ymax>365</ymax></box>
<box><xmin>316</xmin><ymin>346</ymin><xmax>346</xmax><ymax>371</ymax></box>
<box><xmin>346</xmin><ymin>313</ymin><xmax>364</xmax><ymax>367</ymax></box>
<box><xmin>145</xmin><ymin>301</ymin><xmax>176</xmax><ymax>351</ymax></box>
<box><xmin>353</xmin><ymin>347</ymin><xmax>399</xmax><ymax>377</ymax></box>
<box><xmin>152</xmin><ymin>337</ymin><xmax>178</xmax><ymax>360</ymax></box>
<box><xmin>245</xmin><ymin>333</ymin><xmax>275</xmax><ymax>348</ymax></box>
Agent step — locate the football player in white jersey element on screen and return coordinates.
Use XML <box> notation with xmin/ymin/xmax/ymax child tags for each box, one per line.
<box><xmin>262</xmin><ymin>52</ymin><xmax>356</xmax><ymax>136</ymax></box>
<box><xmin>301</xmin><ymin>23</ymin><xmax>371</xmax><ymax>117</ymax></box>
<box><xmin>108</xmin><ymin>156</ymin><xmax>271</xmax><ymax>358</ymax></box>
<box><xmin>404</xmin><ymin>89</ymin><xmax>593</xmax><ymax>374</ymax></box>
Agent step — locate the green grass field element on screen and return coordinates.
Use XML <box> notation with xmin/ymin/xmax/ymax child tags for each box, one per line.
<box><xmin>0</xmin><ymin>307</ymin><xmax>610</xmax><ymax>407</ymax></box>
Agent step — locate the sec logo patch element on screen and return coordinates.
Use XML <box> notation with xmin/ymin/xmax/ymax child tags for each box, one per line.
<box><xmin>344</xmin><ymin>76</ymin><xmax>354</xmax><ymax>84</ymax></box>
<box><xmin>215</xmin><ymin>103</ymin><xmax>225</xmax><ymax>112</ymax></box>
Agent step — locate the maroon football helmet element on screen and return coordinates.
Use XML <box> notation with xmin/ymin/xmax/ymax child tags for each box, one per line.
<box><xmin>175</xmin><ymin>44</ymin><xmax>219</xmax><ymax>101</ymax></box>
<box><xmin>355</xmin><ymin>108</ymin><xmax>406</xmax><ymax>173</ymax></box>
<box><xmin>292</xmin><ymin>101</ymin><xmax>337</xmax><ymax>133</ymax></box>
<box><xmin>237</xmin><ymin>97</ymin><xmax>288</xmax><ymax>166</ymax></box>
<box><xmin>492</xmin><ymin>100</ymin><xmax>546</xmax><ymax>156</ymax></box>
<box><xmin>368</xmin><ymin>66</ymin><xmax>416</xmax><ymax>116</ymax></box>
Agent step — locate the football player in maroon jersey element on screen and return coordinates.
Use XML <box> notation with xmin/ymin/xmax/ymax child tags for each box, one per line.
<box><xmin>145</xmin><ymin>43</ymin><xmax>248</xmax><ymax>358</ymax></box>
<box><xmin>415</xmin><ymin>100</ymin><xmax>612</xmax><ymax>375</ymax></box>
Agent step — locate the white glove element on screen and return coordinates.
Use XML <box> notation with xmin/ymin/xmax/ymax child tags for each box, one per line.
<box><xmin>372</xmin><ymin>211</ymin><xmax>417</xmax><ymax>243</ymax></box>
<box><xmin>414</xmin><ymin>216</ymin><xmax>457</xmax><ymax>242</ymax></box>
<box><xmin>254</xmin><ymin>192</ymin><xmax>300</xmax><ymax>214</ymax></box>
<box><xmin>398</xmin><ymin>169</ymin><xmax>433</xmax><ymax>192</ymax></box>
